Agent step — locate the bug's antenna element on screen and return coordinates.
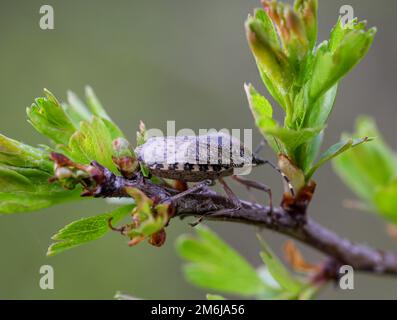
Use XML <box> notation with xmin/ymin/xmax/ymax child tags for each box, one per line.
<box><xmin>253</xmin><ymin>138</ymin><xmax>282</xmax><ymax>160</ymax></box>
<box><xmin>253</xmin><ymin>156</ymin><xmax>295</xmax><ymax>197</ymax></box>
<box><xmin>254</xmin><ymin>139</ymin><xmax>267</xmax><ymax>155</ymax></box>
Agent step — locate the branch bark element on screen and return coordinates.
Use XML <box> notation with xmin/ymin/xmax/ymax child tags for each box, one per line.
<box><xmin>56</xmin><ymin>158</ymin><xmax>397</xmax><ymax>277</ymax></box>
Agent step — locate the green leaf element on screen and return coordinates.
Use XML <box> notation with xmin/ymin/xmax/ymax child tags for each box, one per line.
<box><xmin>245</xmin><ymin>83</ymin><xmax>281</xmax><ymax>153</ymax></box>
<box><xmin>293</xmin><ymin>130</ymin><xmax>324</xmax><ymax>175</ymax></box>
<box><xmin>254</xmin><ymin>8</ymin><xmax>280</xmax><ymax>50</ymax></box>
<box><xmin>245</xmin><ymin>2</ymin><xmax>376</xmax><ymax>174</ymax></box>
<box><xmin>333</xmin><ymin>117</ymin><xmax>397</xmax><ymax>203</ymax></box>
<box><xmin>64</xmin><ymin>90</ymin><xmax>92</xmax><ymax>126</ymax></box>
<box><xmin>0</xmin><ymin>134</ymin><xmax>81</xmax><ymax>214</ymax></box>
<box><xmin>27</xmin><ymin>89</ymin><xmax>77</xmax><ymax>146</ymax></box>
<box><xmin>102</xmin><ymin>118</ymin><xmax>125</xmax><ymax>141</ymax></box>
<box><xmin>304</xmin><ymin>83</ymin><xmax>338</xmax><ymax>129</ymax></box>
<box><xmin>139</xmin><ymin>163</ymin><xmax>150</xmax><ymax>177</ymax></box>
<box><xmin>245</xmin><ymin>16</ymin><xmax>293</xmax><ymax>100</ymax></box>
<box><xmin>0</xmin><ymin>174</ymin><xmax>81</xmax><ymax>214</ymax></box>
<box><xmin>294</xmin><ymin>0</ymin><xmax>318</xmax><ymax>50</ymax></box>
<box><xmin>293</xmin><ymin>84</ymin><xmax>338</xmax><ymax>172</ymax></box>
<box><xmin>374</xmin><ymin>179</ymin><xmax>397</xmax><ymax>225</ymax></box>
<box><xmin>47</xmin><ymin>205</ymin><xmax>134</xmax><ymax>256</ymax></box>
<box><xmin>0</xmin><ymin>160</ymin><xmax>82</xmax><ymax>213</ymax></box>
<box><xmin>333</xmin><ymin>116</ymin><xmax>397</xmax><ymax>225</ymax></box>
<box><xmin>27</xmin><ymin>88</ymin><xmax>125</xmax><ymax>172</ymax></box>
<box><xmin>260</xmin><ymin>0</ymin><xmax>310</xmax><ymax>66</ymax></box>
<box><xmin>0</xmin><ymin>134</ymin><xmax>52</xmax><ymax>171</ymax></box>
<box><xmin>121</xmin><ymin>188</ymin><xmax>168</xmax><ymax>242</ymax></box>
<box><xmin>266</xmin><ymin>126</ymin><xmax>324</xmax><ymax>155</ymax></box>
<box><xmin>257</xmin><ymin>65</ymin><xmax>289</xmax><ymax>111</ymax></box>
<box><xmin>333</xmin><ymin>151</ymin><xmax>378</xmax><ymax>204</ymax></box>
<box><xmin>245</xmin><ymin>84</ymin><xmax>323</xmax><ymax>155</ymax></box>
<box><xmin>206</xmin><ymin>294</ymin><xmax>226</xmax><ymax>300</ymax></box>
<box><xmin>114</xmin><ymin>292</ymin><xmax>139</xmax><ymax>300</ymax></box>
<box><xmin>298</xmin><ymin>285</ymin><xmax>319</xmax><ymax>300</ymax></box>
<box><xmin>61</xmin><ymin>117</ymin><xmax>121</xmax><ymax>173</ymax></box>
<box><xmin>309</xmin><ymin>24</ymin><xmax>376</xmax><ymax>103</ymax></box>
<box><xmin>245</xmin><ymin>83</ymin><xmax>275</xmax><ymax>127</ymax></box>
<box><xmin>0</xmin><ymin>189</ymin><xmax>80</xmax><ymax>214</ymax></box>
<box><xmin>329</xmin><ymin>18</ymin><xmax>368</xmax><ymax>52</ymax></box>
<box><xmin>257</xmin><ymin>235</ymin><xmax>302</xmax><ymax>295</ymax></box>
<box><xmin>176</xmin><ymin>225</ymin><xmax>268</xmax><ymax>297</ymax></box>
<box><xmin>85</xmin><ymin>86</ymin><xmax>112</xmax><ymax>121</ymax></box>
<box><xmin>306</xmin><ymin>136</ymin><xmax>372</xmax><ymax>180</ymax></box>
<box><xmin>255</xmin><ymin>266</ymin><xmax>289</xmax><ymax>300</ymax></box>
<box><xmin>2</xmin><ymin>87</ymin><xmax>128</xmax><ymax>214</ymax></box>
<box><xmin>355</xmin><ymin>117</ymin><xmax>397</xmax><ymax>175</ymax></box>
<box><xmin>64</xmin><ymin>88</ymin><xmax>124</xmax><ymax>139</ymax></box>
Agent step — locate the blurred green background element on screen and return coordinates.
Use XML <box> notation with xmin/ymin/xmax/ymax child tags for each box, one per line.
<box><xmin>0</xmin><ymin>0</ymin><xmax>396</xmax><ymax>299</ymax></box>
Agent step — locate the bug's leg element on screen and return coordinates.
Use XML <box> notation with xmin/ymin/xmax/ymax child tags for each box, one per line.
<box><xmin>189</xmin><ymin>178</ymin><xmax>241</xmax><ymax>227</ymax></box>
<box><xmin>264</xmin><ymin>160</ymin><xmax>295</xmax><ymax>197</ymax></box>
<box><xmin>254</xmin><ymin>158</ymin><xmax>295</xmax><ymax>197</ymax></box>
<box><xmin>251</xmin><ymin>140</ymin><xmax>294</xmax><ymax>197</ymax></box>
<box><xmin>219</xmin><ymin>177</ymin><xmax>242</xmax><ymax>210</ymax></box>
<box><xmin>232</xmin><ymin>175</ymin><xmax>273</xmax><ymax>212</ymax></box>
<box><xmin>162</xmin><ymin>179</ymin><xmax>214</xmax><ymax>204</ymax></box>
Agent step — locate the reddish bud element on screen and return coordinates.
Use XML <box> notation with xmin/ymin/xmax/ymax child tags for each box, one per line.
<box><xmin>112</xmin><ymin>138</ymin><xmax>138</xmax><ymax>178</ymax></box>
<box><xmin>148</xmin><ymin>229</ymin><xmax>167</xmax><ymax>247</ymax></box>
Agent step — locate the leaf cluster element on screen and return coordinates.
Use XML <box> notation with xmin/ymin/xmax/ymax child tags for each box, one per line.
<box><xmin>333</xmin><ymin>117</ymin><xmax>397</xmax><ymax>225</ymax></box>
<box><xmin>176</xmin><ymin>226</ymin><xmax>318</xmax><ymax>300</ymax></box>
<box><xmin>246</xmin><ymin>0</ymin><xmax>376</xmax><ymax>186</ymax></box>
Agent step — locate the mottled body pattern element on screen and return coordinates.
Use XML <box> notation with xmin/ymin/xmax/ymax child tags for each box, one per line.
<box><xmin>134</xmin><ymin>133</ymin><xmax>254</xmax><ymax>182</ymax></box>
<box><xmin>134</xmin><ymin>132</ymin><xmax>294</xmax><ymax>224</ymax></box>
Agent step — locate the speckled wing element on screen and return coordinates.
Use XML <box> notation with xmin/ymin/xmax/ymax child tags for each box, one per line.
<box><xmin>136</xmin><ymin>133</ymin><xmax>253</xmax><ymax>167</ymax></box>
<box><xmin>156</xmin><ymin>134</ymin><xmax>249</xmax><ymax>166</ymax></box>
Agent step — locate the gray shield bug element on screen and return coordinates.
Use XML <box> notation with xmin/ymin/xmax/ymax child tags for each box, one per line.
<box><xmin>135</xmin><ymin>132</ymin><xmax>294</xmax><ymax>223</ymax></box>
